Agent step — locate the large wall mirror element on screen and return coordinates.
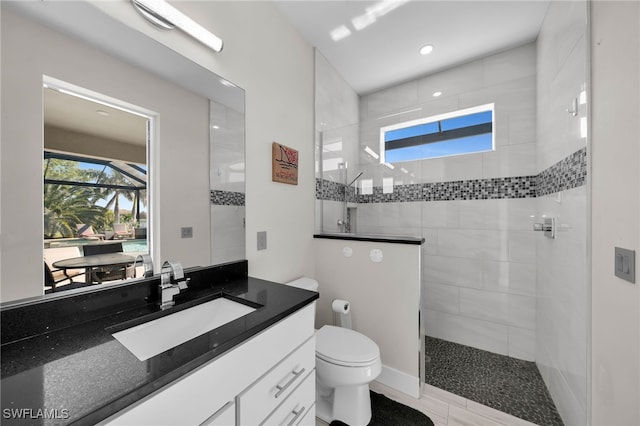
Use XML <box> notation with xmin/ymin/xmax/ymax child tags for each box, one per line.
<box><xmin>43</xmin><ymin>79</ymin><xmax>153</xmax><ymax>294</ymax></box>
<box><xmin>1</xmin><ymin>1</ymin><xmax>245</xmax><ymax>302</ymax></box>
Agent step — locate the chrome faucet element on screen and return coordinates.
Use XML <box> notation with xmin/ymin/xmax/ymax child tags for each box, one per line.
<box><xmin>159</xmin><ymin>261</ymin><xmax>190</xmax><ymax>310</ymax></box>
<box><xmin>135</xmin><ymin>254</ymin><xmax>154</xmax><ymax>278</ymax></box>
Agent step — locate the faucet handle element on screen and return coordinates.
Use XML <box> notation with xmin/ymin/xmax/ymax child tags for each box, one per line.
<box><xmin>177</xmin><ymin>277</ymin><xmax>190</xmax><ymax>290</ymax></box>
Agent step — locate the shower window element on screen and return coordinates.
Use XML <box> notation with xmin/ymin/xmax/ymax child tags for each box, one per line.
<box><xmin>379</xmin><ymin>103</ymin><xmax>494</xmax><ymax>163</ymax></box>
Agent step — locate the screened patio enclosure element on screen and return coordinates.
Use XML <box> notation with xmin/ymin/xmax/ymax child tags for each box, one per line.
<box><xmin>43</xmin><ymin>150</ymin><xmax>147</xmax><ymax>240</ymax></box>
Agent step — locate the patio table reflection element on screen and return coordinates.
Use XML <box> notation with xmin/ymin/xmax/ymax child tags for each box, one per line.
<box><xmin>53</xmin><ymin>253</ymin><xmax>136</xmax><ymax>284</ymax></box>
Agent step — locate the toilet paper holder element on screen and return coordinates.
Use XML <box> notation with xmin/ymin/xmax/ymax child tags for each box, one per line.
<box><xmin>332</xmin><ymin>299</ymin><xmax>352</xmax><ymax>329</ymax></box>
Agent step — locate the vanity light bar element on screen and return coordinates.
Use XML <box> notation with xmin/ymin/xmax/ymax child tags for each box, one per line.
<box><xmin>131</xmin><ymin>0</ymin><xmax>223</xmax><ymax>53</ymax></box>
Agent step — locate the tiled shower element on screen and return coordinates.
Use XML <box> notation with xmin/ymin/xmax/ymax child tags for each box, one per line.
<box><xmin>314</xmin><ymin>2</ymin><xmax>588</xmax><ymax>425</ymax></box>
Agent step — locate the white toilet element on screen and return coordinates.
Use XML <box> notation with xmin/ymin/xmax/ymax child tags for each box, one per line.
<box><xmin>285</xmin><ymin>278</ymin><xmax>382</xmax><ymax>426</ymax></box>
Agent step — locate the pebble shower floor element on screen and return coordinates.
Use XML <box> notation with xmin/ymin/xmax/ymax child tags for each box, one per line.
<box><xmin>425</xmin><ymin>336</ymin><xmax>564</xmax><ymax>426</ymax></box>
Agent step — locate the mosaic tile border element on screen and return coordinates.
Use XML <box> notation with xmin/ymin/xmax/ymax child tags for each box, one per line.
<box><xmin>537</xmin><ymin>148</ymin><xmax>587</xmax><ymax>197</ymax></box>
<box><xmin>316</xmin><ymin>148</ymin><xmax>586</xmax><ymax>203</ymax></box>
<box><xmin>210</xmin><ymin>189</ymin><xmax>245</xmax><ymax>206</ymax></box>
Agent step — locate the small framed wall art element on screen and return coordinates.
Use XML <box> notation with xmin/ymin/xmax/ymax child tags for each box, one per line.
<box><xmin>272</xmin><ymin>142</ymin><xmax>298</xmax><ymax>185</ymax></box>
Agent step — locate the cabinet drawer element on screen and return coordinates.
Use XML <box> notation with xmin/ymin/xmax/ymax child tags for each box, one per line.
<box><xmin>261</xmin><ymin>371</ymin><xmax>315</xmax><ymax>426</ymax></box>
<box><xmin>200</xmin><ymin>401</ymin><xmax>234</xmax><ymax>426</ymax></box>
<box><xmin>238</xmin><ymin>337</ymin><xmax>315</xmax><ymax>425</ymax></box>
<box><xmin>296</xmin><ymin>403</ymin><xmax>316</xmax><ymax>426</ymax></box>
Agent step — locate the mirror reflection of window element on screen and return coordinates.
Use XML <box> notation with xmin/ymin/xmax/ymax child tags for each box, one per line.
<box><xmin>43</xmin><ymin>83</ymin><xmax>151</xmax><ymax>294</ymax></box>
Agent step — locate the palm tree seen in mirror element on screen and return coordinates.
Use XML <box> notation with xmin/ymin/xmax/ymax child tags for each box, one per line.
<box><xmin>43</xmin><ymin>158</ymin><xmax>107</xmax><ymax>238</ymax></box>
<box><xmin>43</xmin><ymin>157</ymin><xmax>146</xmax><ymax>239</ymax></box>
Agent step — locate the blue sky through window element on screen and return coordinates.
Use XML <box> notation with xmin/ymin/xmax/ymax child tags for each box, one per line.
<box><xmin>382</xmin><ymin>106</ymin><xmax>494</xmax><ymax>163</ymax></box>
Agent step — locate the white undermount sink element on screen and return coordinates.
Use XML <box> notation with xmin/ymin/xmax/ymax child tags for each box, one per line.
<box><xmin>113</xmin><ymin>297</ymin><xmax>257</xmax><ymax>361</ymax></box>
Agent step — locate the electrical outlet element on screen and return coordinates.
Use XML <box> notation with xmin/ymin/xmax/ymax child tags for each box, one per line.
<box><xmin>257</xmin><ymin>231</ymin><xmax>267</xmax><ymax>250</ymax></box>
<box><xmin>181</xmin><ymin>227</ymin><xmax>193</xmax><ymax>238</ymax></box>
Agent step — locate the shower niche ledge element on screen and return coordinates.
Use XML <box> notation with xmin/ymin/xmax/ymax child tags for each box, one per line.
<box><xmin>314</xmin><ymin>233</ymin><xmax>425</xmax><ymax>245</ymax></box>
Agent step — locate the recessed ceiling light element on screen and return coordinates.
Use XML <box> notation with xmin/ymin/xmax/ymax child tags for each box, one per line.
<box><xmin>420</xmin><ymin>44</ymin><xmax>434</xmax><ymax>55</ymax></box>
<box><xmin>433</xmin><ymin>91</ymin><xmax>442</xmax><ymax>97</ymax></box>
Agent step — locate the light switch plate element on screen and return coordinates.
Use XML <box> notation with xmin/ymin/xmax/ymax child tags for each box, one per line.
<box><xmin>614</xmin><ymin>247</ymin><xmax>635</xmax><ymax>283</ymax></box>
<box><xmin>257</xmin><ymin>231</ymin><xmax>267</xmax><ymax>251</ymax></box>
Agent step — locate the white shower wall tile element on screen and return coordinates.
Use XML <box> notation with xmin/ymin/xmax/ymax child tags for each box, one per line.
<box><xmin>425</xmin><ymin>309</ymin><xmax>509</xmax><ymax>356</ymax></box>
<box><xmin>417</xmin><ymin>157</ymin><xmax>449</xmax><ymax>182</ymax></box>
<box><xmin>483</xmin><ymin>260</ymin><xmax>537</xmax><ymax>297</ymax></box>
<box><xmin>459</xmin><ymin>288</ymin><xmax>535</xmax><ymax>330</ymax></box>
<box><xmin>483</xmin><ymin>43</ymin><xmax>537</xmax><ymax>87</ymax></box>
<box><xmin>210</xmin><ymin>205</ymin><xmax>245</xmax><ymax>265</ymax></box>
<box><xmin>459</xmin><ymin>288</ymin><xmax>510</xmax><ymax>324</ymax></box>
<box><xmin>364</xmin><ymin>80</ymin><xmax>419</xmax><ymax>119</ymax></box>
<box><xmin>383</xmin><ymin>201</ymin><xmax>423</xmax><ymax>231</ymax></box>
<box><xmin>315</xmin><ymin>200</ymin><xmax>323</xmax><ymax>233</ymax></box>
<box><xmin>315</xmin><ymin>50</ymin><xmax>359</xmax><ymax>130</ymax></box>
<box><xmin>458</xmin><ymin>75</ymin><xmax>535</xmax><ymax>112</ymax></box>
<box><xmin>437</xmin><ymin>229</ymin><xmax>509</xmax><ymax>261</ymax></box>
<box><xmin>507</xmin><ymin>293</ymin><xmax>536</xmax><ymax>330</ymax></box>
<box><xmin>424</xmin><ymin>283</ymin><xmax>460</xmax><ymax>315</ymax></box>
<box><xmin>422</xmin><ymin>228</ymin><xmax>438</xmax><ymax>256</ymax></box>
<box><xmin>321</xmin><ymin>200</ymin><xmax>342</xmax><ymax>233</ymax></box>
<box><xmin>543</xmin><ymin>361</ymin><xmax>587</xmax><ymax>426</ymax></box>
<box><xmin>508</xmin><ymin>327</ymin><xmax>536</xmax><ymax>361</ymax></box>
<box><xmin>440</xmin><ymin>152</ymin><xmax>485</xmax><ymax>182</ymax></box>
<box><xmin>537</xmin><ymin>35</ymin><xmax>587</xmax><ymax>170</ymax></box>
<box><xmin>459</xmin><ymin>198</ymin><xmax>537</xmax><ymax>231</ymax></box>
<box><xmin>507</xmin><ymin>231</ymin><xmax>537</xmax><ymax>264</ymax></box>
<box><xmin>482</xmin><ymin>143</ymin><xmax>537</xmax><ymax>179</ymax></box>
<box><xmin>417</xmin><ymin>60</ymin><xmax>485</xmax><ymax>102</ymax></box>
<box><xmin>414</xmin><ymin>95</ymin><xmax>462</xmax><ymax>120</ymax></box>
<box><xmin>508</xmin><ymin>105</ymin><xmax>537</xmax><ymax>146</ymax></box>
<box><xmin>422</xmin><ymin>200</ymin><xmax>460</xmax><ymax>229</ymax></box>
<box><xmin>424</xmin><ymin>255</ymin><xmax>484</xmax><ymax>289</ymax></box>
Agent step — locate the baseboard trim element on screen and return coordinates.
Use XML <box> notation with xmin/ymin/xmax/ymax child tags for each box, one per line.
<box><xmin>374</xmin><ymin>364</ymin><xmax>420</xmax><ymax>398</ymax></box>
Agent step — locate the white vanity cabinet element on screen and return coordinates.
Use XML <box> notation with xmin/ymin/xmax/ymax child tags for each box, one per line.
<box><xmin>237</xmin><ymin>337</ymin><xmax>316</xmax><ymax>425</ymax></box>
<box><xmin>200</xmin><ymin>401</ymin><xmax>235</xmax><ymax>426</ymax></box>
<box><xmin>101</xmin><ymin>304</ymin><xmax>315</xmax><ymax>426</ymax></box>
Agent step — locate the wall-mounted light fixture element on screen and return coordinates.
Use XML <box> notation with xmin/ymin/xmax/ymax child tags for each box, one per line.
<box><xmin>131</xmin><ymin>0</ymin><xmax>223</xmax><ymax>52</ymax></box>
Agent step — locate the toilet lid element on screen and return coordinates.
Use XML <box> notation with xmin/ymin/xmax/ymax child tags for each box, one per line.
<box><xmin>316</xmin><ymin>325</ymin><xmax>380</xmax><ymax>366</ymax></box>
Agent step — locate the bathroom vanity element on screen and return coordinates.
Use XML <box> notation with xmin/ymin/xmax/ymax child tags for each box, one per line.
<box><xmin>0</xmin><ymin>261</ymin><xmax>318</xmax><ymax>425</ymax></box>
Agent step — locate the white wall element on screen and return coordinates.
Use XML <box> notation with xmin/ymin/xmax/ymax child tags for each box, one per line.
<box><xmin>591</xmin><ymin>2</ymin><xmax>640</xmax><ymax>425</ymax></box>
<box><xmin>535</xmin><ymin>2</ymin><xmax>589</xmax><ymax>425</ymax></box>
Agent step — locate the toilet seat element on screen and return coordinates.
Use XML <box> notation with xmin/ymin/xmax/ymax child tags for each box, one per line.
<box><xmin>316</xmin><ymin>325</ymin><xmax>380</xmax><ymax>367</ymax></box>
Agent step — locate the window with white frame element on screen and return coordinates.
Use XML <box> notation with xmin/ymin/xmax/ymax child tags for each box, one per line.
<box><xmin>379</xmin><ymin>104</ymin><xmax>494</xmax><ymax>164</ymax></box>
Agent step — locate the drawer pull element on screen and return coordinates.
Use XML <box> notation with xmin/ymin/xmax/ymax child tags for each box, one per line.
<box><xmin>286</xmin><ymin>406</ymin><xmax>306</xmax><ymax>426</ymax></box>
<box><xmin>275</xmin><ymin>367</ymin><xmax>306</xmax><ymax>398</ymax></box>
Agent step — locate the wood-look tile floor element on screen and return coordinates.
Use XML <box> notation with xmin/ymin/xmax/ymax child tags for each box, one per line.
<box><xmin>316</xmin><ymin>381</ymin><xmax>540</xmax><ymax>426</ymax></box>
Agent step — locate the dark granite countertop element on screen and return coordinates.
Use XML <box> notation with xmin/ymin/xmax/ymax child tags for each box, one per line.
<box><xmin>0</xmin><ymin>261</ymin><xmax>318</xmax><ymax>425</ymax></box>
<box><xmin>314</xmin><ymin>233</ymin><xmax>425</xmax><ymax>245</ymax></box>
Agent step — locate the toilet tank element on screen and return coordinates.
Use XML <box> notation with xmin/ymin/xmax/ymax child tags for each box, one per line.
<box><xmin>284</xmin><ymin>277</ymin><xmax>319</xmax><ymax>292</ymax></box>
